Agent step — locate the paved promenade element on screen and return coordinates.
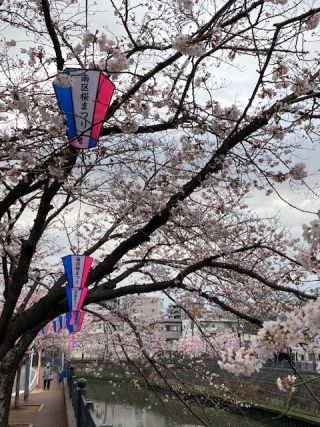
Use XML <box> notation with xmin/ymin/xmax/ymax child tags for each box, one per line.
<box><xmin>9</xmin><ymin>370</ymin><xmax>66</xmax><ymax>427</ymax></box>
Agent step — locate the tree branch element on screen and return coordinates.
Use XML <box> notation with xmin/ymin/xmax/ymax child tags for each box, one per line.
<box><xmin>41</xmin><ymin>0</ymin><xmax>64</xmax><ymax>70</ymax></box>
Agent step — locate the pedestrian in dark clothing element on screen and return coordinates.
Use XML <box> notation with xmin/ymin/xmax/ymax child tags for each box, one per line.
<box><xmin>43</xmin><ymin>363</ymin><xmax>52</xmax><ymax>390</ymax></box>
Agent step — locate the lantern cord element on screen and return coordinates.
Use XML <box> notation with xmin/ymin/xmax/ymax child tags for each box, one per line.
<box><xmin>84</xmin><ymin>0</ymin><xmax>88</xmax><ymax>67</ymax></box>
<box><xmin>76</xmin><ymin>153</ymin><xmax>84</xmax><ymax>254</ymax></box>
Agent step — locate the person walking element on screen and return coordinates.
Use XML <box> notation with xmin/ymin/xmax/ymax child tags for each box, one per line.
<box><xmin>43</xmin><ymin>363</ymin><xmax>52</xmax><ymax>390</ymax></box>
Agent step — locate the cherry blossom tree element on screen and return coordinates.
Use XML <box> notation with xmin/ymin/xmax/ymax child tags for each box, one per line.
<box><xmin>172</xmin><ymin>330</ymin><xmax>240</xmax><ymax>357</ymax></box>
<box><xmin>0</xmin><ymin>0</ymin><xmax>320</xmax><ymax>424</ymax></box>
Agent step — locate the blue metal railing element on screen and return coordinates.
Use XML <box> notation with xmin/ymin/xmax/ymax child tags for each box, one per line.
<box><xmin>66</xmin><ymin>362</ymin><xmax>112</xmax><ymax>427</ymax></box>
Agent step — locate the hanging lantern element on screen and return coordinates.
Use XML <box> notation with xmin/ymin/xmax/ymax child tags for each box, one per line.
<box><xmin>73</xmin><ymin>310</ymin><xmax>85</xmax><ymax>333</ymax></box>
<box><xmin>66</xmin><ymin>311</ymin><xmax>85</xmax><ymax>333</ymax></box>
<box><xmin>41</xmin><ymin>324</ymin><xmax>50</xmax><ymax>335</ymax></box>
<box><xmin>65</xmin><ymin>286</ymin><xmax>88</xmax><ymax>323</ymax></box>
<box><xmin>62</xmin><ymin>254</ymin><xmax>93</xmax><ymax>323</ymax></box>
<box><xmin>62</xmin><ymin>254</ymin><xmax>93</xmax><ymax>289</ymax></box>
<box><xmin>69</xmin><ymin>333</ymin><xmax>76</xmax><ymax>351</ymax></box>
<box><xmin>53</xmin><ymin>68</ymin><xmax>115</xmax><ymax>149</ymax></box>
<box><xmin>53</xmin><ymin>317</ymin><xmax>62</xmax><ymax>333</ymax></box>
<box><xmin>66</xmin><ymin>312</ymin><xmax>74</xmax><ymax>334</ymax></box>
<box><xmin>59</xmin><ymin>314</ymin><xmax>66</xmax><ymax>331</ymax></box>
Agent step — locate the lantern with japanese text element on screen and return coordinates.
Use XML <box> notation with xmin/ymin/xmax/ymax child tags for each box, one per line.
<box><xmin>62</xmin><ymin>254</ymin><xmax>93</xmax><ymax>288</ymax></box>
<box><xmin>53</xmin><ymin>69</ymin><xmax>115</xmax><ymax>149</ymax></box>
<box><xmin>62</xmin><ymin>254</ymin><xmax>93</xmax><ymax>324</ymax></box>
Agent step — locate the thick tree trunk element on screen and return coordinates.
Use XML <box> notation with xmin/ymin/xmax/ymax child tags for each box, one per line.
<box><xmin>0</xmin><ymin>359</ymin><xmax>17</xmax><ymax>427</ymax></box>
<box><xmin>0</xmin><ymin>328</ymin><xmax>38</xmax><ymax>426</ymax></box>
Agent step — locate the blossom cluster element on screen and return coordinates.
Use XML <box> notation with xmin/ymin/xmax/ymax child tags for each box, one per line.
<box><xmin>302</xmin><ymin>216</ymin><xmax>320</xmax><ymax>248</ymax></box>
<box><xmin>276</xmin><ymin>375</ymin><xmax>296</xmax><ymax>393</ymax></box>
<box><xmin>81</xmin><ymin>31</ymin><xmax>95</xmax><ymax>48</ymax></box>
<box><xmin>291</xmin><ymin>77</ymin><xmax>314</xmax><ymax>96</ymax></box>
<box><xmin>172</xmin><ymin>34</ymin><xmax>205</xmax><ymax>57</ymax></box>
<box><xmin>218</xmin><ymin>348</ymin><xmax>263</xmax><ymax>376</ymax></box>
<box><xmin>172</xmin><ymin>330</ymin><xmax>239</xmax><ymax>357</ymax></box>
<box><xmin>97</xmin><ymin>33</ymin><xmax>116</xmax><ymax>52</ymax></box>
<box><xmin>120</xmin><ymin>117</ymin><xmax>139</xmax><ymax>133</ymax></box>
<box><xmin>305</xmin><ymin>13</ymin><xmax>320</xmax><ymax>30</ymax></box>
<box><xmin>219</xmin><ymin>298</ymin><xmax>320</xmax><ymax>377</ymax></box>
<box><xmin>107</xmin><ymin>50</ymin><xmax>130</xmax><ymax>73</ymax></box>
<box><xmin>176</xmin><ymin>0</ymin><xmax>193</xmax><ymax>10</ymax></box>
<box><xmin>253</xmin><ymin>298</ymin><xmax>320</xmax><ymax>358</ymax></box>
<box><xmin>272</xmin><ymin>57</ymin><xmax>289</xmax><ymax>83</ymax></box>
<box><xmin>79</xmin><ymin>31</ymin><xmax>129</xmax><ymax>73</ymax></box>
<box><xmin>289</xmin><ymin>162</ymin><xmax>307</xmax><ymax>180</ymax></box>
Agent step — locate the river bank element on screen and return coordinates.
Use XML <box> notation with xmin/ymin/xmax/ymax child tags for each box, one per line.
<box><xmin>73</xmin><ymin>361</ymin><xmax>320</xmax><ymax>426</ymax></box>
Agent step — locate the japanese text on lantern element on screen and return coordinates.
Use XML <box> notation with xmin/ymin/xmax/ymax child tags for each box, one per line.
<box><xmin>74</xmin><ymin>256</ymin><xmax>81</xmax><ymax>288</ymax></box>
<box><xmin>72</xmin><ymin>289</ymin><xmax>80</xmax><ymax>311</ymax></box>
<box><xmin>80</xmin><ymin>73</ymin><xmax>89</xmax><ymax>131</ymax></box>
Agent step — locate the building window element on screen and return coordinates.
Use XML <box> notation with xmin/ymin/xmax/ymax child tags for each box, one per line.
<box><xmin>166</xmin><ymin>325</ymin><xmax>182</xmax><ymax>332</ymax></box>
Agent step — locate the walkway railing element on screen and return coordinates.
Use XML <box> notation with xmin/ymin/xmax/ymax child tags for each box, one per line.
<box><xmin>66</xmin><ymin>363</ymin><xmax>112</xmax><ymax>427</ymax></box>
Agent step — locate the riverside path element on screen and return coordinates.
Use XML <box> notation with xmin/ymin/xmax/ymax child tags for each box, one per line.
<box><xmin>9</xmin><ymin>368</ymin><xmax>66</xmax><ymax>427</ymax></box>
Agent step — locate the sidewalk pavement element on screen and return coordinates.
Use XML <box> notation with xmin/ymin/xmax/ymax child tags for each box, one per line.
<box><xmin>9</xmin><ymin>369</ymin><xmax>67</xmax><ymax>427</ymax></box>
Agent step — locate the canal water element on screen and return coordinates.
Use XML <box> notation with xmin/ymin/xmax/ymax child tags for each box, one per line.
<box><xmin>87</xmin><ymin>380</ymin><xmax>274</xmax><ymax>427</ymax></box>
